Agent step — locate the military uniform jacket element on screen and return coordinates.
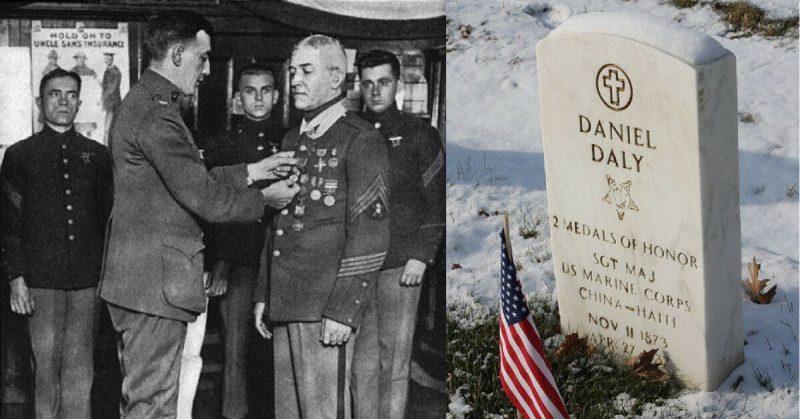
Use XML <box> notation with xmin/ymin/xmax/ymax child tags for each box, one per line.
<box><xmin>99</xmin><ymin>70</ymin><xmax>266</xmax><ymax>322</ymax></box>
<box><xmin>361</xmin><ymin>104</ymin><xmax>445</xmax><ymax>269</ymax></box>
<box><xmin>0</xmin><ymin>126</ymin><xmax>112</xmax><ymax>289</ymax></box>
<box><xmin>257</xmin><ymin>99</ymin><xmax>389</xmax><ymax>329</ymax></box>
<box><xmin>203</xmin><ymin>116</ymin><xmax>286</xmax><ymax>267</ymax></box>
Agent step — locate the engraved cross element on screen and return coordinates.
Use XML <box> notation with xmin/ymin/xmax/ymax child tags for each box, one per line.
<box><xmin>603</xmin><ymin>69</ymin><xmax>626</xmax><ymax>106</ymax></box>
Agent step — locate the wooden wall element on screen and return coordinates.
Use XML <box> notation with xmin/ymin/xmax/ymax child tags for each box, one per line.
<box><xmin>0</xmin><ymin>2</ymin><xmax>445</xmax><ymax>141</ymax></box>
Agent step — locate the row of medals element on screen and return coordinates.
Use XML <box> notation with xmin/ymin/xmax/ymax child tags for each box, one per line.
<box><xmin>288</xmin><ymin>141</ymin><xmax>340</xmax><ymax>232</ymax></box>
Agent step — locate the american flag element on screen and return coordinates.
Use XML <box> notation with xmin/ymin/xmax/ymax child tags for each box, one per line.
<box><xmin>498</xmin><ymin>230</ymin><xmax>569</xmax><ymax>419</ymax></box>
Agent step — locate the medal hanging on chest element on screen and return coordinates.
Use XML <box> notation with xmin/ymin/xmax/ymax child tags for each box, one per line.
<box><xmin>322</xmin><ymin>179</ymin><xmax>338</xmax><ymax>207</ymax></box>
<box><xmin>293</xmin><ymin>200</ymin><xmax>305</xmax><ymax>217</ymax></box>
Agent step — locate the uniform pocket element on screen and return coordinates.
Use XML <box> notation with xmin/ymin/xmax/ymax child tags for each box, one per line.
<box><xmin>161</xmin><ymin>236</ymin><xmax>206</xmax><ymax>313</ymax></box>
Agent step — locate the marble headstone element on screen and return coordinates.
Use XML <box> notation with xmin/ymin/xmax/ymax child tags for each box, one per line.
<box><xmin>537</xmin><ymin>12</ymin><xmax>743</xmax><ymax>390</ymax></box>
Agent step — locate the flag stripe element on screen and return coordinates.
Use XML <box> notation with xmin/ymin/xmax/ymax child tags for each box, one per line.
<box><xmin>520</xmin><ymin>319</ymin><xmax>566</xmax><ymax>400</ymax></box>
<box><xmin>501</xmin><ymin>315</ymin><xmax>560</xmax><ymax>419</ymax></box>
<box><xmin>507</xmin><ymin>306</ymin><xmax>563</xmax><ymax>405</ymax></box>
<box><xmin>500</xmin><ymin>317</ymin><xmax>549</xmax><ymax>419</ymax></box>
<box><xmin>499</xmin><ymin>355</ymin><xmax>537</xmax><ymax>419</ymax></box>
<box><xmin>498</xmin><ymin>228</ymin><xmax>569</xmax><ymax>419</ymax></box>
<box><xmin>506</xmin><ymin>319</ymin><xmax>568</xmax><ymax>418</ymax></box>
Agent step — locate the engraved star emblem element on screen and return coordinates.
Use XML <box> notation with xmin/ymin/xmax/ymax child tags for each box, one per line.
<box><xmin>603</xmin><ymin>175</ymin><xmax>639</xmax><ymax>220</ymax></box>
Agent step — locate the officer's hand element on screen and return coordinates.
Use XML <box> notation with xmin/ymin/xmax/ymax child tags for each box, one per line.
<box><xmin>9</xmin><ymin>276</ymin><xmax>34</xmax><ymax>315</ymax></box>
<box><xmin>253</xmin><ymin>302</ymin><xmax>272</xmax><ymax>339</ymax></box>
<box><xmin>400</xmin><ymin>259</ymin><xmax>426</xmax><ymax>286</ymax></box>
<box><xmin>247</xmin><ymin>152</ymin><xmax>297</xmax><ymax>181</ymax></box>
<box><xmin>261</xmin><ymin>179</ymin><xmax>300</xmax><ymax>209</ymax></box>
<box><xmin>206</xmin><ymin>260</ymin><xmax>230</xmax><ymax>297</ymax></box>
<box><xmin>320</xmin><ymin>318</ymin><xmax>353</xmax><ymax>346</ymax></box>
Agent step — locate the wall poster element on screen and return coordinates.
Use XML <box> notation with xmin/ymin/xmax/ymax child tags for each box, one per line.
<box><xmin>31</xmin><ymin>21</ymin><xmax>130</xmax><ymax>144</ymax></box>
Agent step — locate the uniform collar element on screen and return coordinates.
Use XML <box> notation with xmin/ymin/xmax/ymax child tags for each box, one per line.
<box><xmin>362</xmin><ymin>102</ymin><xmax>400</xmax><ymax>126</ymax></box>
<box><xmin>299</xmin><ymin>98</ymin><xmax>347</xmax><ymax>139</ymax></box>
<box><xmin>140</xmin><ymin>69</ymin><xmax>185</xmax><ymax>109</ymax></box>
<box><xmin>238</xmin><ymin>116</ymin><xmax>271</xmax><ymax>132</ymax></box>
<box><xmin>302</xmin><ymin>95</ymin><xmax>343</xmax><ymax>122</ymax></box>
<box><xmin>39</xmin><ymin>124</ymin><xmax>77</xmax><ymax>141</ymax></box>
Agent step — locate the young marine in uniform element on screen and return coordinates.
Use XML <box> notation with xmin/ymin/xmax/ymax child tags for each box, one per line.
<box><xmin>352</xmin><ymin>49</ymin><xmax>446</xmax><ymax>419</ymax></box>
<box><xmin>203</xmin><ymin>63</ymin><xmax>286</xmax><ymax>419</ymax></box>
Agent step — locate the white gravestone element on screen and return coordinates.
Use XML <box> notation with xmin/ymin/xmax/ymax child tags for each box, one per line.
<box><xmin>537</xmin><ymin>12</ymin><xmax>743</xmax><ymax>390</ymax></box>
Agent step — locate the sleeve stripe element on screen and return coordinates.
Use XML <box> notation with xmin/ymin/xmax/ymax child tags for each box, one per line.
<box><xmin>422</xmin><ymin>150</ymin><xmax>444</xmax><ymax>188</ymax></box>
<box><xmin>340</xmin><ymin>260</ymin><xmax>385</xmax><ymax>270</ymax></box>
<box><xmin>340</xmin><ymin>251</ymin><xmax>387</xmax><ymax>264</ymax></box>
<box><xmin>352</xmin><ymin>175</ymin><xmax>388</xmax><ymax>209</ymax></box>
<box><xmin>341</xmin><ymin>257</ymin><xmax>386</xmax><ymax>267</ymax></box>
<box><xmin>339</xmin><ymin>259</ymin><xmax>385</xmax><ymax>271</ymax></box>
<box><xmin>338</xmin><ymin>251</ymin><xmax>387</xmax><ymax>276</ymax></box>
<box><xmin>338</xmin><ymin>262</ymin><xmax>385</xmax><ymax>275</ymax></box>
<box><xmin>2</xmin><ymin>179</ymin><xmax>22</xmax><ymax>209</ymax></box>
<box><xmin>338</xmin><ymin>266</ymin><xmax>383</xmax><ymax>278</ymax></box>
<box><xmin>350</xmin><ymin>175</ymin><xmax>389</xmax><ymax>221</ymax></box>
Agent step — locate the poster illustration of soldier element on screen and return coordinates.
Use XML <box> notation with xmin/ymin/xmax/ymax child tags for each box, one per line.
<box><xmin>31</xmin><ymin>21</ymin><xmax>130</xmax><ymax>144</ymax></box>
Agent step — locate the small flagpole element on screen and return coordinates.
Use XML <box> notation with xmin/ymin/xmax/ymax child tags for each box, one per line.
<box><xmin>504</xmin><ymin>214</ymin><xmax>524</xmax><ymax>419</ymax></box>
<box><xmin>503</xmin><ymin>213</ymin><xmax>514</xmax><ymax>262</ymax></box>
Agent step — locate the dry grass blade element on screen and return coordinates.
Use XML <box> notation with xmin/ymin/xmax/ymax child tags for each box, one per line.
<box><xmin>743</xmin><ymin>256</ymin><xmax>777</xmax><ymax>304</ymax></box>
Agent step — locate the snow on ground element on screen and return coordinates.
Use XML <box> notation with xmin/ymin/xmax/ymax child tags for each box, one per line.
<box><xmin>446</xmin><ymin>0</ymin><xmax>799</xmax><ymax>416</ymax></box>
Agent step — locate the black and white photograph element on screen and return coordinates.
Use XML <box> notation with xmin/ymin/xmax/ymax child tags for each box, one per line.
<box><xmin>0</xmin><ymin>1</ymin><xmax>445</xmax><ymax>418</ymax></box>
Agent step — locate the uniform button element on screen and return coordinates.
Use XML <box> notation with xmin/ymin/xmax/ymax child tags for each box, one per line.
<box><xmin>374</xmin><ymin>122</ymin><xmax>381</xmax><ymax>129</ymax></box>
<box><xmin>66</xmin><ymin>204</ymin><xmax>73</xmax><ymax>211</ymax></box>
<box><xmin>276</xmin><ymin>229</ymin><xmax>284</xmax><ymax>236</ymax></box>
<box><xmin>355</xmin><ymin>299</ymin><xmax>361</xmax><ymax>305</ymax></box>
<box><xmin>61</xmin><ymin>144</ymin><xmax>67</xmax><ymax>149</ymax></box>
<box><xmin>272</xmin><ymin>250</ymin><xmax>280</xmax><ymax>257</ymax></box>
<box><xmin>281</xmin><ymin>209</ymin><xmax>289</xmax><ymax>215</ymax></box>
<box><xmin>63</xmin><ymin>173</ymin><xmax>70</xmax><ymax>179</ymax></box>
<box><xmin>62</xmin><ymin>158</ymin><xmax>69</xmax><ymax>164</ymax></box>
<box><xmin>257</xmin><ymin>145</ymin><xmax>265</xmax><ymax>151</ymax></box>
<box><xmin>258</xmin><ymin>132</ymin><xmax>265</xmax><ymax>137</ymax></box>
<box><xmin>347</xmin><ymin>318</ymin><xmax>353</xmax><ymax>323</ymax></box>
<box><xmin>68</xmin><ymin>234</ymin><xmax>75</xmax><ymax>241</ymax></box>
<box><xmin>361</xmin><ymin>281</ymin><xmax>368</xmax><ymax>287</ymax></box>
<box><xmin>67</xmin><ymin>219</ymin><xmax>74</xmax><ymax>225</ymax></box>
<box><xmin>65</xmin><ymin>189</ymin><xmax>72</xmax><ymax>195</ymax></box>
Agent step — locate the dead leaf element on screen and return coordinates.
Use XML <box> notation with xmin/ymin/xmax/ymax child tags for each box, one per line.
<box><xmin>743</xmin><ymin>256</ymin><xmax>776</xmax><ymax>304</ymax></box>
<box><xmin>626</xmin><ymin>349</ymin><xmax>669</xmax><ymax>382</ymax></box>
<box><xmin>458</xmin><ymin>24</ymin><xmax>473</xmax><ymax>39</ymax></box>
<box><xmin>451</xmin><ymin>263</ymin><xmax>462</xmax><ymax>270</ymax></box>
<box><xmin>553</xmin><ymin>333</ymin><xmax>592</xmax><ymax>359</ymax></box>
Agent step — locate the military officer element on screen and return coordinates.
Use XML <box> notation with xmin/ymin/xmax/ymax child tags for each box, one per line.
<box><xmin>253</xmin><ymin>34</ymin><xmax>389</xmax><ymax>419</ymax></box>
<box><xmin>352</xmin><ymin>49</ymin><xmax>445</xmax><ymax>419</ymax></box>
<box><xmin>98</xmin><ymin>11</ymin><xmax>299</xmax><ymax>418</ymax></box>
<box><xmin>1</xmin><ymin>68</ymin><xmax>112</xmax><ymax>419</ymax></box>
<box><xmin>203</xmin><ymin>63</ymin><xmax>286</xmax><ymax>419</ymax></box>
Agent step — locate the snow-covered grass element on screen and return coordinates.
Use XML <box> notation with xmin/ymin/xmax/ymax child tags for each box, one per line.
<box><xmin>446</xmin><ymin>0</ymin><xmax>799</xmax><ymax>417</ymax></box>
